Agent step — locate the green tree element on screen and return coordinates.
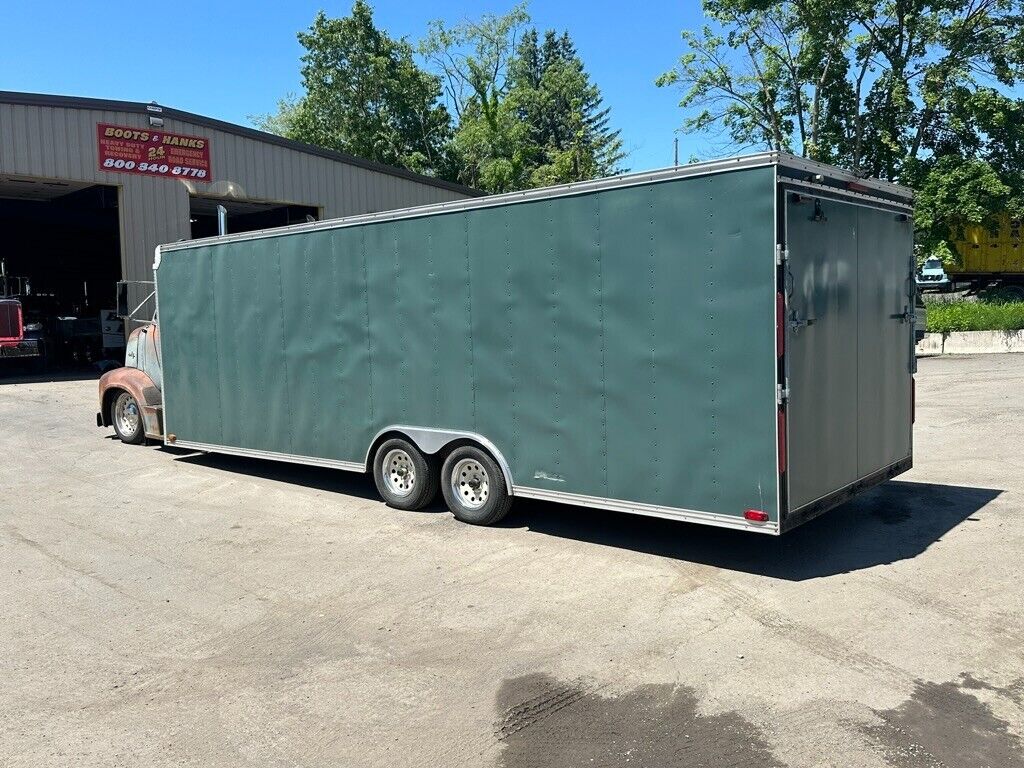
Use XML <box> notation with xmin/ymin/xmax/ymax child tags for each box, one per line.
<box><xmin>260</xmin><ymin>2</ymin><xmax>625</xmax><ymax>194</ymax></box>
<box><xmin>251</xmin><ymin>94</ymin><xmax>302</xmax><ymax>137</ymax></box>
<box><xmin>420</xmin><ymin>3</ymin><xmax>531</xmax><ymax>121</ymax></box>
<box><xmin>510</xmin><ymin>30</ymin><xmax>626</xmax><ymax>186</ymax></box>
<box><xmin>255</xmin><ymin>2</ymin><xmax>454</xmax><ymax>177</ymax></box>
<box><xmin>420</xmin><ymin>3</ymin><xmax>533</xmax><ymax>190</ymax></box>
<box><xmin>657</xmin><ymin>0</ymin><xmax>1024</xmax><ymax>259</ymax></box>
<box><xmin>421</xmin><ymin>6</ymin><xmax>625</xmax><ymax>192</ymax></box>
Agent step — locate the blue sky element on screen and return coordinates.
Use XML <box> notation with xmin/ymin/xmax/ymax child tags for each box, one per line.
<box><xmin>0</xmin><ymin>1</ymin><xmax>713</xmax><ymax>172</ymax></box>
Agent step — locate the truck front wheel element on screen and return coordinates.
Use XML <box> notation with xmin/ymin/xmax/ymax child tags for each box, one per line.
<box><xmin>441</xmin><ymin>446</ymin><xmax>513</xmax><ymax>525</ymax></box>
<box><xmin>111</xmin><ymin>390</ymin><xmax>145</xmax><ymax>445</ymax></box>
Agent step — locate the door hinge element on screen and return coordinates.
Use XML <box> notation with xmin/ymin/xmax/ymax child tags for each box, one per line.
<box><xmin>776</xmin><ymin>383</ymin><xmax>789</xmax><ymax>405</ymax></box>
<box><xmin>776</xmin><ymin>244</ymin><xmax>788</xmax><ymax>265</ymax></box>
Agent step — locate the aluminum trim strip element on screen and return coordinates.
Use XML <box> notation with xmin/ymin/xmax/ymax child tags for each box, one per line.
<box><xmin>787</xmin><ymin>454</ymin><xmax>913</xmax><ymax>514</ymax></box>
<box><xmin>167</xmin><ymin>439</ymin><xmax>366</xmax><ymax>473</ymax></box>
<box><xmin>779</xmin><ymin>178</ymin><xmax>913</xmax><ymax>213</ymax></box>
<box><xmin>158</xmin><ymin>153</ymin><xmax>783</xmax><ymax>253</ymax></box>
<box><xmin>153</xmin><ymin>246</ymin><xmax>168</xmax><ymax>439</ymax></box>
<box><xmin>157</xmin><ymin>153</ymin><xmax>911</xmax><ymax>256</ymax></box>
<box><xmin>782</xmin><ymin>198</ymin><xmax>793</xmax><ymax>516</ymax></box>
<box><xmin>776</xmin><ymin>155</ymin><xmax>913</xmax><ymax>199</ymax></box>
<box><xmin>514</xmin><ymin>486</ymin><xmax>780</xmax><ymax>535</ymax></box>
<box><xmin>773</xmin><ymin>164</ymin><xmax>784</xmax><ymax>522</ymax></box>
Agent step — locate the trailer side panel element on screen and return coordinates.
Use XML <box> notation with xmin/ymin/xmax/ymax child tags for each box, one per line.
<box><xmin>158</xmin><ymin>165</ymin><xmax>780</xmax><ymax>524</ymax></box>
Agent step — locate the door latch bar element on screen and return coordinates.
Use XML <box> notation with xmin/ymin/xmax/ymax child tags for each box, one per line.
<box><xmin>789</xmin><ymin>312</ymin><xmax>815</xmax><ymax>331</ymax></box>
<box><xmin>890</xmin><ymin>305</ymin><xmax>913</xmax><ymax>323</ymax></box>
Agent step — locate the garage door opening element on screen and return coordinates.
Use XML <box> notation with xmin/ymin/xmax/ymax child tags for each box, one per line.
<box><xmin>0</xmin><ymin>176</ymin><xmax>122</xmax><ymax>371</ymax></box>
<box><xmin>190</xmin><ymin>196</ymin><xmax>319</xmax><ymax>239</ymax></box>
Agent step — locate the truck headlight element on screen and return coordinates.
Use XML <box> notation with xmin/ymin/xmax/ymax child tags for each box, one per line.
<box><xmin>24</xmin><ymin>322</ymin><xmax>43</xmax><ymax>332</ymax></box>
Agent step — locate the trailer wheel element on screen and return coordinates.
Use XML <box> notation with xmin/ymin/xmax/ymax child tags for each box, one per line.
<box><xmin>441</xmin><ymin>446</ymin><xmax>512</xmax><ymax>525</ymax></box>
<box><xmin>111</xmin><ymin>390</ymin><xmax>145</xmax><ymax>445</ymax></box>
<box><xmin>372</xmin><ymin>438</ymin><xmax>439</xmax><ymax>511</ymax></box>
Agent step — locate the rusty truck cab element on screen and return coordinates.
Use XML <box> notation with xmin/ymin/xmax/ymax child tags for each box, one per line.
<box><xmin>96</xmin><ymin>283</ymin><xmax>163</xmax><ymax>444</ymax></box>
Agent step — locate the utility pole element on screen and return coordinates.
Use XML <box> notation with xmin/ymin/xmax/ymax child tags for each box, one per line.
<box><xmin>674</xmin><ymin>136</ymin><xmax>679</xmax><ymax>167</ymax></box>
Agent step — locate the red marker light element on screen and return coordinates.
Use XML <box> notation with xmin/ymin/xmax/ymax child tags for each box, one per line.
<box><xmin>744</xmin><ymin>509</ymin><xmax>769</xmax><ymax>523</ymax></box>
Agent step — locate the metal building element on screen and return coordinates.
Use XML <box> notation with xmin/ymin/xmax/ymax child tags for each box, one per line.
<box><xmin>0</xmin><ymin>91</ymin><xmax>476</xmax><ymax>361</ymax></box>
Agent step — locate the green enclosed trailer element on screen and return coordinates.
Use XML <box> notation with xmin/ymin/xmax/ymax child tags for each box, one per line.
<box><xmin>152</xmin><ymin>152</ymin><xmax>915</xmax><ymax>534</ymax></box>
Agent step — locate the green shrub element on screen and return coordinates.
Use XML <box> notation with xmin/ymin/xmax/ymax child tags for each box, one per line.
<box><xmin>925</xmin><ymin>299</ymin><xmax>1024</xmax><ymax>334</ymax></box>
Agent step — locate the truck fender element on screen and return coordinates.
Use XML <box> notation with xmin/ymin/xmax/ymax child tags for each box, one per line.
<box><xmin>98</xmin><ymin>367</ymin><xmax>163</xmax><ymax>438</ymax></box>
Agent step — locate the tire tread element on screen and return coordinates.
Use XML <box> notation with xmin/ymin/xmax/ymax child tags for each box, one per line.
<box><xmin>441</xmin><ymin>446</ymin><xmax>513</xmax><ymax>525</ymax></box>
<box><xmin>372</xmin><ymin>438</ymin><xmax>439</xmax><ymax>511</ymax></box>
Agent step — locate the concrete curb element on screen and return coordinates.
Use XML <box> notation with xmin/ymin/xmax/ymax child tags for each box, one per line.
<box><xmin>917</xmin><ymin>329</ymin><xmax>1024</xmax><ymax>355</ymax></box>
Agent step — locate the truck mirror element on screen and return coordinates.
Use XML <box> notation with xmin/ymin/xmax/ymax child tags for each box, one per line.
<box><xmin>116</xmin><ymin>282</ymin><xmax>129</xmax><ymax>318</ymax></box>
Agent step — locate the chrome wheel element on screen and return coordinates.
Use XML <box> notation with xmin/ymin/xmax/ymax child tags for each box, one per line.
<box><xmin>451</xmin><ymin>458</ymin><xmax>489</xmax><ymax>510</ymax></box>
<box><xmin>114</xmin><ymin>392</ymin><xmax>140</xmax><ymax>436</ymax></box>
<box><xmin>382</xmin><ymin>448</ymin><xmax>416</xmax><ymax>498</ymax></box>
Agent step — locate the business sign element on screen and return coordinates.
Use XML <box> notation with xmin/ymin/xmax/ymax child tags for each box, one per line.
<box><xmin>96</xmin><ymin>123</ymin><xmax>213</xmax><ymax>182</ymax></box>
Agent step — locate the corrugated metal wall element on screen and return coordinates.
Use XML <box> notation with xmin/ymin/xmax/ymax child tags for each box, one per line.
<box><xmin>0</xmin><ymin>100</ymin><xmax>471</xmax><ymax>306</ymax></box>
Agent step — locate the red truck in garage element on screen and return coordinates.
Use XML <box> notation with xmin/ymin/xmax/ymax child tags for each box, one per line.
<box><xmin>0</xmin><ymin>297</ymin><xmax>41</xmax><ymax>360</ymax></box>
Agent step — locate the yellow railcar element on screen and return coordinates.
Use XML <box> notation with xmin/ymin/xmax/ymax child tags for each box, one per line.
<box><xmin>948</xmin><ymin>215</ymin><xmax>1024</xmax><ymax>299</ymax></box>
<box><xmin>950</xmin><ymin>214</ymin><xmax>1024</xmax><ymax>277</ymax></box>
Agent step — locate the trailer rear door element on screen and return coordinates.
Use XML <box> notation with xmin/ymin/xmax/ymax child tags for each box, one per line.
<box><xmin>784</xmin><ymin>192</ymin><xmax>913</xmax><ymax>512</ymax></box>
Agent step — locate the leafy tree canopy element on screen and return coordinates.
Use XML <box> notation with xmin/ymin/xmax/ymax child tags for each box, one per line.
<box><xmin>421</xmin><ymin>5</ymin><xmax>625</xmax><ymax>191</ymax></box>
<box><xmin>257</xmin><ymin>2</ymin><xmax>625</xmax><ymax>194</ymax></box>
<box><xmin>253</xmin><ymin>2</ymin><xmax>454</xmax><ymax>178</ymax></box>
<box><xmin>511</xmin><ymin>29</ymin><xmax>626</xmax><ymax>187</ymax></box>
<box><xmin>657</xmin><ymin>0</ymin><xmax>1024</xmax><ymax>261</ymax></box>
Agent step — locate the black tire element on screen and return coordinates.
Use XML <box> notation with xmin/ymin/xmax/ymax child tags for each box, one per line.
<box><xmin>372</xmin><ymin>438</ymin><xmax>439</xmax><ymax>511</ymax></box>
<box><xmin>440</xmin><ymin>445</ymin><xmax>513</xmax><ymax>525</ymax></box>
<box><xmin>110</xmin><ymin>390</ymin><xmax>145</xmax><ymax>445</ymax></box>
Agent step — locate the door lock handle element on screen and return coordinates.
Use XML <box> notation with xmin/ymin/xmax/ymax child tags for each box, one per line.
<box><xmin>890</xmin><ymin>305</ymin><xmax>913</xmax><ymax>323</ymax></box>
<box><xmin>789</xmin><ymin>312</ymin><xmax>816</xmax><ymax>331</ymax></box>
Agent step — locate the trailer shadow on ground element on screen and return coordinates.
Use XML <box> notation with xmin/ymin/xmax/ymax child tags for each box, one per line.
<box><xmin>166</xmin><ymin>449</ymin><xmax>385</xmax><ymax>502</ymax></box>
<box><xmin>161</xmin><ymin>449</ymin><xmax>1001</xmax><ymax>581</ymax></box>
<box><xmin>506</xmin><ymin>480</ymin><xmax>1002</xmax><ymax>580</ymax></box>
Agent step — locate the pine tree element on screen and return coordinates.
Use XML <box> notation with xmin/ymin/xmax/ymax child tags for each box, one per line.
<box><xmin>510</xmin><ymin>29</ymin><xmax>626</xmax><ymax>186</ymax></box>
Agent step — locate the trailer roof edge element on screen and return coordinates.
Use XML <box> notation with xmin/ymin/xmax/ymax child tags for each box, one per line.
<box><xmin>159</xmin><ymin>151</ymin><xmax>914</xmax><ymax>254</ymax></box>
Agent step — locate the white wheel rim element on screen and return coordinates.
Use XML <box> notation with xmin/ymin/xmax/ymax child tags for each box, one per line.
<box><xmin>382</xmin><ymin>449</ymin><xmax>416</xmax><ymax>497</ymax></box>
<box><xmin>451</xmin><ymin>458</ymin><xmax>489</xmax><ymax>510</ymax></box>
<box><xmin>115</xmin><ymin>393</ymin><xmax>140</xmax><ymax>435</ymax></box>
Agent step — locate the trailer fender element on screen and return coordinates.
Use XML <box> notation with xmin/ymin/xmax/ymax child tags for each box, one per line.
<box><xmin>365</xmin><ymin>426</ymin><xmax>514</xmax><ymax>493</ymax></box>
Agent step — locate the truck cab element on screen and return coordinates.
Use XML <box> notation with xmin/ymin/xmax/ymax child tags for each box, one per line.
<box><xmin>1</xmin><ymin>263</ymin><xmax>44</xmax><ymax>362</ymax></box>
<box><xmin>96</xmin><ymin>289</ymin><xmax>164</xmax><ymax>444</ymax></box>
<box><xmin>0</xmin><ymin>297</ymin><xmax>42</xmax><ymax>360</ymax></box>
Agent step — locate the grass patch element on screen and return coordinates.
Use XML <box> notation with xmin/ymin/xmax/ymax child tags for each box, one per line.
<box><xmin>924</xmin><ymin>299</ymin><xmax>1024</xmax><ymax>334</ymax></box>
